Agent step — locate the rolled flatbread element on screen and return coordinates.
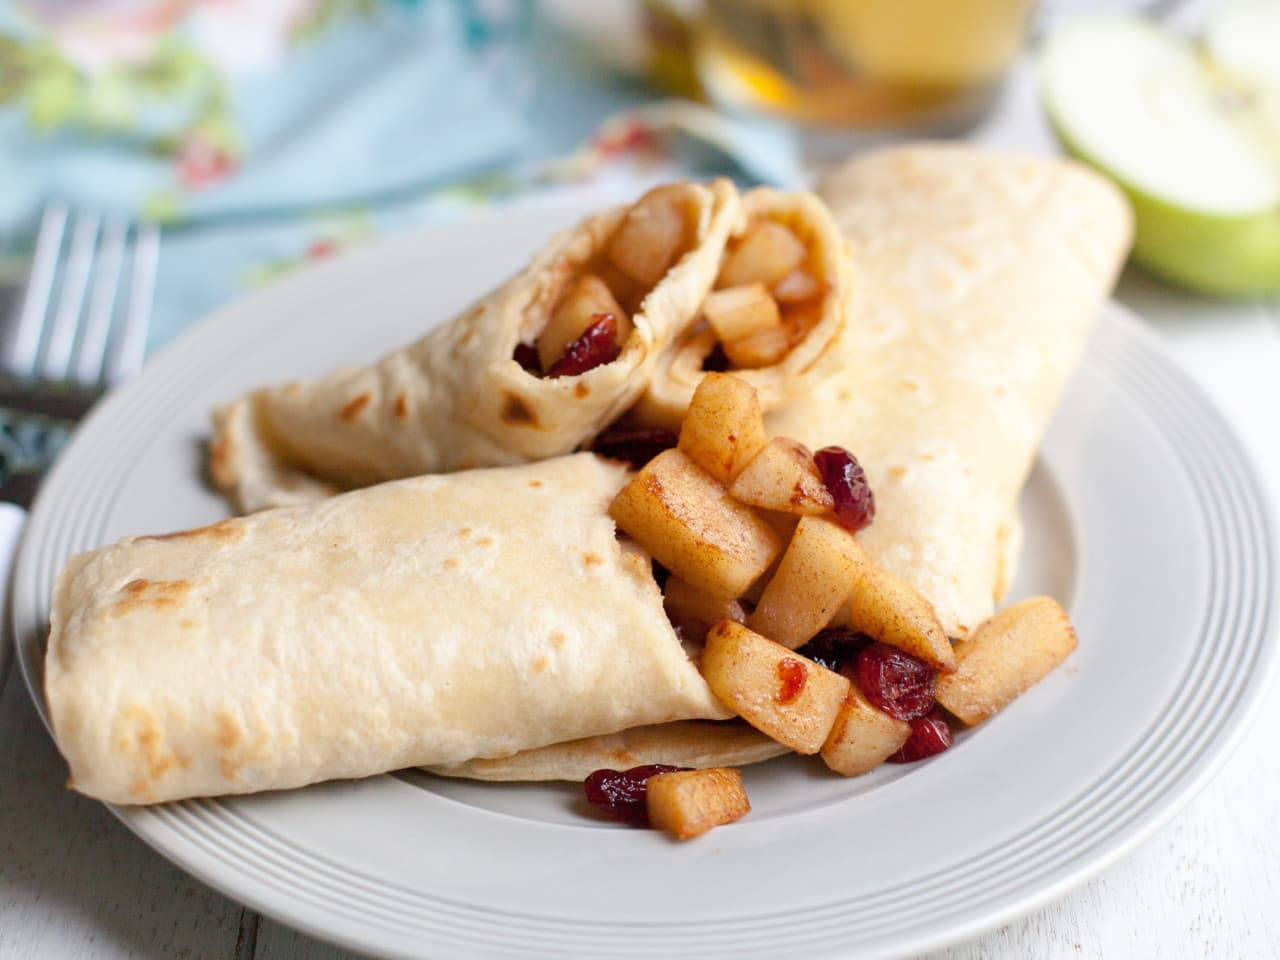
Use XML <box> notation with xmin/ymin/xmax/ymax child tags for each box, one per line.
<box><xmin>212</xmin><ymin>180</ymin><xmax>741</xmax><ymax>513</ymax></box>
<box><xmin>440</xmin><ymin>146</ymin><xmax>1131</xmax><ymax>782</ymax></box>
<box><xmin>632</xmin><ymin>186</ymin><xmax>854</xmax><ymax>429</ymax></box>
<box><xmin>426</xmin><ymin>720</ymin><xmax>789</xmax><ymax>782</ymax></box>
<box><xmin>769</xmin><ymin>144</ymin><xmax>1133</xmax><ymax>638</ymax></box>
<box><xmin>46</xmin><ymin>454</ymin><xmax>731</xmax><ymax>805</ymax></box>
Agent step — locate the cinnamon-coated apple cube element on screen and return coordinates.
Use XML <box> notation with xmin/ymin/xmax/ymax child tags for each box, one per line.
<box><xmin>724</xmin><ymin>323</ymin><xmax>791</xmax><ymax>369</ymax></box>
<box><xmin>719</xmin><ymin>220</ymin><xmax>807</xmax><ymax>290</ymax></box>
<box><xmin>701</xmin><ymin>620</ymin><xmax>850</xmax><ymax>754</ymax></box>
<box><xmin>664</xmin><ymin>574</ymin><xmax>746</xmax><ymax>642</ymax></box>
<box><xmin>646</xmin><ymin>767</ymin><xmax>750</xmax><ymax>840</ymax></box>
<box><xmin>609</xmin><ymin>449</ymin><xmax>782</xmax><ymax>599</ymax></box>
<box><xmin>730</xmin><ymin>437</ymin><xmax>834</xmax><ymax>516</ymax></box>
<box><xmin>607</xmin><ymin>184</ymin><xmax>692</xmax><ymax>286</ymax></box>
<box><xmin>538</xmin><ymin>274</ymin><xmax>632</xmax><ymax>371</ymax></box>
<box><xmin>935</xmin><ymin>596</ymin><xmax>1077</xmax><ymax>725</ymax></box>
<box><xmin>847</xmin><ymin>564</ymin><xmax>956</xmax><ymax>673</ymax></box>
<box><xmin>772</xmin><ymin>268</ymin><xmax>823</xmax><ymax>303</ymax></box>
<box><xmin>747</xmin><ymin>517</ymin><xmax>864</xmax><ymax>649</ymax></box>
<box><xmin>820</xmin><ymin>687</ymin><xmax>912</xmax><ymax>776</ymax></box>
<box><xmin>702</xmin><ymin>283</ymin><xmax>782</xmax><ymax>346</ymax></box>
<box><xmin>677</xmin><ymin>373</ymin><xmax>769</xmax><ymax>484</ymax></box>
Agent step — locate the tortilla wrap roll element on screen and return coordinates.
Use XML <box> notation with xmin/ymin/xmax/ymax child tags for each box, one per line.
<box><xmin>631</xmin><ymin>186</ymin><xmax>854</xmax><ymax>429</ymax></box>
<box><xmin>769</xmin><ymin>144</ymin><xmax>1133</xmax><ymax>638</ymax></box>
<box><xmin>433</xmin><ymin>146</ymin><xmax>1130</xmax><ymax>783</ymax></box>
<box><xmin>425</xmin><ymin>720</ymin><xmax>789</xmax><ymax>782</ymax></box>
<box><xmin>46</xmin><ymin>454</ymin><xmax>731</xmax><ymax>805</ymax></box>
<box><xmin>211</xmin><ymin>179</ymin><xmax>741</xmax><ymax>514</ymax></box>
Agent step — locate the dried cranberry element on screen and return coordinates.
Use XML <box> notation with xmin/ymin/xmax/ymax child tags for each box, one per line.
<box><xmin>584</xmin><ymin>764</ymin><xmax>690</xmax><ymax>824</ymax></box>
<box><xmin>795</xmin><ymin>628</ymin><xmax>873</xmax><ymax>678</ymax></box>
<box><xmin>591</xmin><ymin>424</ymin><xmax>678</xmax><ymax>469</ymax></box>
<box><xmin>513</xmin><ymin>342</ymin><xmax>541</xmax><ymax>375</ymax></box>
<box><xmin>775</xmin><ymin>657</ymin><xmax>808</xmax><ymax>703</ymax></box>
<box><xmin>546</xmin><ymin>314</ymin><xmax>621</xmax><ymax>378</ymax></box>
<box><xmin>889</xmin><ymin>709</ymin><xmax>953</xmax><ymax>763</ymax></box>
<box><xmin>814</xmin><ymin>446</ymin><xmax>875</xmax><ymax>532</ymax></box>
<box><xmin>854</xmin><ymin>642</ymin><xmax>935</xmax><ymax>721</ymax></box>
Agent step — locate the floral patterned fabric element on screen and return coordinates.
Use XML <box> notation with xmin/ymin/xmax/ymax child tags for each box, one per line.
<box><xmin>0</xmin><ymin>0</ymin><xmax>801</xmax><ymax>353</ymax></box>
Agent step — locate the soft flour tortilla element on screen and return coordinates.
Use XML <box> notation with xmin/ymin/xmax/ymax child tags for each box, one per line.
<box><xmin>426</xmin><ymin>720</ymin><xmax>789</xmax><ymax>782</ymax></box>
<box><xmin>769</xmin><ymin>144</ymin><xmax>1133</xmax><ymax>638</ymax></box>
<box><xmin>212</xmin><ymin>180</ymin><xmax>741</xmax><ymax>514</ymax></box>
<box><xmin>633</xmin><ymin>186</ymin><xmax>853</xmax><ymax>429</ymax></box>
<box><xmin>440</xmin><ymin>146</ymin><xmax>1131</xmax><ymax>782</ymax></box>
<box><xmin>46</xmin><ymin>454</ymin><xmax>731</xmax><ymax>805</ymax></box>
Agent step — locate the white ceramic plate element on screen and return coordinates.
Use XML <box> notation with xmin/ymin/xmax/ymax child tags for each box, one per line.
<box><xmin>13</xmin><ymin>205</ymin><xmax>1277</xmax><ymax>960</ymax></box>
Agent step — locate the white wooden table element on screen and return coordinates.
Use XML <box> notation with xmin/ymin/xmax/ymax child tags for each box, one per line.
<box><xmin>3</xmin><ymin>42</ymin><xmax>1279</xmax><ymax>960</ymax></box>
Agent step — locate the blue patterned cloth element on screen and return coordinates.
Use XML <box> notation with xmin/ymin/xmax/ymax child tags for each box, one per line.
<box><xmin>0</xmin><ymin>0</ymin><xmax>803</xmax><ymax>354</ymax></box>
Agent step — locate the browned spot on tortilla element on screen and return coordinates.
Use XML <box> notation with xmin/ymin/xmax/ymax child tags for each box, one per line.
<box><xmin>574</xmin><ymin>382</ymin><xmax>589</xmax><ymax>399</ymax></box>
<box><xmin>472</xmin><ymin>304</ymin><xmax>486</xmax><ymax>318</ymax></box>
<box><xmin>897</xmin><ymin>379</ymin><xmax>919</xmax><ymax>392</ymax></box>
<box><xmin>551</xmin><ymin>631</ymin><xmax>566</xmax><ymax>649</ymax></box>
<box><xmin>394</xmin><ymin>392</ymin><xmax>410</xmax><ymax>420</ymax></box>
<box><xmin>888</xmin><ymin>465</ymin><xmax>908</xmax><ymax>480</ymax></box>
<box><xmin>179</xmin><ymin>619</ymin><xmax>198</xmax><ymax>630</ymax></box>
<box><xmin>216</xmin><ymin>710</ymin><xmax>245</xmax><ymax>780</ymax></box>
<box><xmin>583</xmin><ymin>551</ymin><xmax>604</xmax><ymax>567</ymax></box>
<box><xmin>339</xmin><ymin>393</ymin><xmax>372</xmax><ymax>423</ymax></box>
<box><xmin>919</xmin><ymin>453</ymin><xmax>937</xmax><ymax>462</ymax></box>
<box><xmin>458</xmin><ymin>328</ymin><xmax>476</xmax><ymax>348</ymax></box>
<box><xmin>112</xmin><ymin>579</ymin><xmax>194</xmax><ymax>616</ymax></box>
<box><xmin>476</xmin><ymin>536</ymin><xmax>494</xmax><ymax>547</ymax></box>
<box><xmin>458</xmin><ymin>526</ymin><xmax>472</xmax><ymax>537</ymax></box>
<box><xmin>528</xmin><ymin>480</ymin><xmax>543</xmax><ymax>489</ymax></box>
<box><xmin>443</xmin><ymin>557</ymin><xmax>460</xmax><ymax>570</ymax></box>
<box><xmin>139</xmin><ymin>518</ymin><xmax>243</xmax><ymax>544</ymax></box>
<box><xmin>531</xmin><ymin>654</ymin><xmax>550</xmax><ymax>675</ymax></box>
<box><xmin>215</xmin><ymin>711</ymin><xmax>241</xmax><ymax>750</ymax></box>
<box><xmin>994</xmin><ymin>385</ymin><xmax>1007</xmax><ymax>397</ymax></box>
<box><xmin>501</xmin><ymin>392</ymin><xmax>537</xmax><ymax>427</ymax></box>
<box><xmin>955</xmin><ymin>623</ymin><xmax>970</xmax><ymax>638</ymax></box>
<box><xmin>115</xmin><ymin>704</ymin><xmax>188</xmax><ymax>797</ymax></box>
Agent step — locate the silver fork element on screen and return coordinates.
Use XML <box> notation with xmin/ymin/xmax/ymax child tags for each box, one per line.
<box><xmin>0</xmin><ymin>204</ymin><xmax>159</xmax><ymax>683</ymax></box>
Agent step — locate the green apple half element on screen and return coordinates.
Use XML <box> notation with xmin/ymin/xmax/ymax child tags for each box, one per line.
<box><xmin>1041</xmin><ymin>8</ymin><xmax>1280</xmax><ymax>297</ymax></box>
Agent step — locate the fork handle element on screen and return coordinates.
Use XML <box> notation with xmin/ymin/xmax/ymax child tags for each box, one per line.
<box><xmin>0</xmin><ymin>501</ymin><xmax>27</xmax><ymax>690</ymax></box>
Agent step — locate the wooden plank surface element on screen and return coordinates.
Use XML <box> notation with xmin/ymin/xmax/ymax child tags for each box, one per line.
<box><xmin>0</xmin><ymin>668</ymin><xmax>249</xmax><ymax>960</ymax></box>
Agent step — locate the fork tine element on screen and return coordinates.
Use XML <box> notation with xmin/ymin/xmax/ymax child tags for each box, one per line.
<box><xmin>74</xmin><ymin>218</ymin><xmax>127</xmax><ymax>386</ymax></box>
<box><xmin>108</xmin><ymin>223</ymin><xmax>158</xmax><ymax>385</ymax></box>
<box><xmin>8</xmin><ymin>204</ymin><xmax>68</xmax><ymax>377</ymax></box>
<box><xmin>41</xmin><ymin>210</ymin><xmax>100</xmax><ymax>381</ymax></box>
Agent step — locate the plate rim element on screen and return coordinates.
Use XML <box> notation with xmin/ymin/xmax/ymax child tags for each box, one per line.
<box><xmin>12</xmin><ymin>210</ymin><xmax>1279</xmax><ymax>959</ymax></box>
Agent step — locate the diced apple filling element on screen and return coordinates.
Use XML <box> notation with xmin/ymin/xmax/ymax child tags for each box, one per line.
<box><xmin>698</xmin><ymin>218</ymin><xmax>828</xmax><ymax>372</ymax></box>
<box><xmin>526</xmin><ymin>184</ymin><xmax>696</xmax><ymax>376</ymax></box>
<box><xmin>702</xmin><ymin>621</ymin><xmax>850</xmax><ymax>755</ymax></box>
<box><xmin>601</xmin><ymin>371</ymin><xmax>1077</xmax><ymax>783</ymax></box>
<box><xmin>646</xmin><ymin>767</ymin><xmax>751</xmax><ymax>839</ymax></box>
<box><xmin>718</xmin><ymin>220</ymin><xmax>807</xmax><ymax>290</ymax></box>
<box><xmin>609</xmin><ymin>448</ymin><xmax>782</xmax><ymax>599</ymax></box>
<box><xmin>747</xmin><ymin>517</ymin><xmax>864</xmax><ymax>650</ymax></box>
<box><xmin>537</xmin><ymin>274</ymin><xmax>632</xmax><ymax>372</ymax></box>
<box><xmin>935</xmin><ymin>596</ymin><xmax>1077</xmax><ymax>725</ymax></box>
<box><xmin>677</xmin><ymin>373</ymin><xmax>770</xmax><ymax>484</ymax></box>
<box><xmin>607</xmin><ymin>184</ymin><xmax>695</xmax><ymax>287</ymax></box>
